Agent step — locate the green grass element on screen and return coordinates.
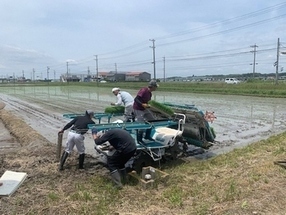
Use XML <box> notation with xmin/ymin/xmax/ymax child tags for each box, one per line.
<box><xmin>1</xmin><ymin>124</ymin><xmax>286</xmax><ymax>215</ymax></box>
<box><xmin>2</xmin><ymin>80</ymin><xmax>286</xmax><ymax>97</ymax></box>
<box><xmin>163</xmin><ymin>186</ymin><xmax>184</xmax><ymax>207</ymax></box>
<box><xmin>1</xmin><ymin>80</ymin><xmax>286</xmax><ymax>214</ymax></box>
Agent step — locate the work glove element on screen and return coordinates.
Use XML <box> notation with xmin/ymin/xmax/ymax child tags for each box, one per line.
<box><xmin>94</xmin><ymin>144</ymin><xmax>101</xmax><ymax>152</ymax></box>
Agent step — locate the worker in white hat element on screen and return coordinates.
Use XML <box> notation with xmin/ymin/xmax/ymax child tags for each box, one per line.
<box><xmin>111</xmin><ymin>88</ymin><xmax>134</xmax><ymax>122</ymax></box>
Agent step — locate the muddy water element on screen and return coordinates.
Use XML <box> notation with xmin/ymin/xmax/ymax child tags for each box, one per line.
<box><xmin>152</xmin><ymin>92</ymin><xmax>286</xmax><ymax>157</ymax></box>
<box><xmin>1</xmin><ymin>86</ymin><xmax>286</xmax><ymax>158</ymax></box>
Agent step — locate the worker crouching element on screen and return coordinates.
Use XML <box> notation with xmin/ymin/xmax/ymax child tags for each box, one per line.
<box><xmin>92</xmin><ymin>128</ymin><xmax>137</xmax><ymax>189</ymax></box>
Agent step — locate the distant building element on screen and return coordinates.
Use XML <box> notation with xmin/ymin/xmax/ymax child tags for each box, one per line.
<box><xmin>60</xmin><ymin>74</ymin><xmax>80</xmax><ymax>82</ymax></box>
<box><xmin>125</xmin><ymin>71</ymin><xmax>151</xmax><ymax>81</ymax></box>
<box><xmin>67</xmin><ymin>75</ymin><xmax>80</xmax><ymax>82</ymax></box>
<box><xmin>100</xmin><ymin>71</ymin><xmax>151</xmax><ymax>82</ymax></box>
<box><xmin>105</xmin><ymin>72</ymin><xmax>125</xmax><ymax>82</ymax></box>
<box><xmin>0</xmin><ymin>78</ymin><xmax>8</xmax><ymax>83</ymax></box>
<box><xmin>60</xmin><ymin>71</ymin><xmax>151</xmax><ymax>82</ymax></box>
<box><xmin>98</xmin><ymin>72</ymin><xmax>109</xmax><ymax>80</ymax></box>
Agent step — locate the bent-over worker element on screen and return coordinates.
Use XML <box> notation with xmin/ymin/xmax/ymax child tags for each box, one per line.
<box><xmin>92</xmin><ymin>128</ymin><xmax>136</xmax><ymax>188</ymax></box>
<box><xmin>111</xmin><ymin>88</ymin><xmax>134</xmax><ymax>122</ymax></box>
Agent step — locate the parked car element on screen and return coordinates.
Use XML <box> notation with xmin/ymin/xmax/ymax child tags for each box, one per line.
<box><xmin>225</xmin><ymin>78</ymin><xmax>240</xmax><ymax>84</ymax></box>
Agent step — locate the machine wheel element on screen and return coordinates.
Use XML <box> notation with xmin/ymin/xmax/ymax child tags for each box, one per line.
<box><xmin>132</xmin><ymin>151</ymin><xmax>154</xmax><ymax>174</ymax></box>
<box><xmin>164</xmin><ymin>139</ymin><xmax>183</xmax><ymax>161</ymax></box>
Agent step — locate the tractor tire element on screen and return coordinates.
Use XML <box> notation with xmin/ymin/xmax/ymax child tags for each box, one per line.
<box><xmin>132</xmin><ymin>151</ymin><xmax>154</xmax><ymax>174</ymax></box>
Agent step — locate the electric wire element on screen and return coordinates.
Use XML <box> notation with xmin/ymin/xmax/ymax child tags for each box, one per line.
<box><xmin>157</xmin><ymin>14</ymin><xmax>286</xmax><ymax>47</ymax></box>
<box><xmin>154</xmin><ymin>2</ymin><xmax>286</xmax><ymax>40</ymax></box>
<box><xmin>14</xmin><ymin>2</ymin><xmax>286</xmax><ymax>77</ymax></box>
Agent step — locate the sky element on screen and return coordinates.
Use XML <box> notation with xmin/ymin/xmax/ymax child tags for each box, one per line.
<box><xmin>1</xmin><ymin>0</ymin><xmax>286</xmax><ymax>80</ymax></box>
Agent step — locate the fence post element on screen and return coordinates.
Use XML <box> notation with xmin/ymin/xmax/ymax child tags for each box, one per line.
<box><xmin>56</xmin><ymin>133</ymin><xmax>63</xmax><ymax>161</ymax></box>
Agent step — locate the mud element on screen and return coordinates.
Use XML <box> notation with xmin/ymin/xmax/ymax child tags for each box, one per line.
<box><xmin>1</xmin><ymin>88</ymin><xmax>286</xmax><ymax>215</ymax></box>
<box><xmin>1</xmin><ymin>87</ymin><xmax>286</xmax><ymax>158</ymax></box>
<box><xmin>0</xmin><ymin>121</ymin><xmax>20</xmax><ymax>153</ymax></box>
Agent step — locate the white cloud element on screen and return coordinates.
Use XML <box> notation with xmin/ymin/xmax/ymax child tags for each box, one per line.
<box><xmin>0</xmin><ymin>0</ymin><xmax>286</xmax><ymax>78</ymax></box>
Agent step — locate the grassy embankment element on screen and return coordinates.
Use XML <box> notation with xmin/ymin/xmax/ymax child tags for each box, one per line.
<box><xmin>1</xmin><ymin>120</ymin><xmax>286</xmax><ymax>214</ymax></box>
<box><xmin>1</xmin><ymin>80</ymin><xmax>286</xmax><ymax>214</ymax></box>
<box><xmin>104</xmin><ymin>80</ymin><xmax>286</xmax><ymax>97</ymax></box>
<box><xmin>2</xmin><ymin>79</ymin><xmax>286</xmax><ymax>97</ymax></box>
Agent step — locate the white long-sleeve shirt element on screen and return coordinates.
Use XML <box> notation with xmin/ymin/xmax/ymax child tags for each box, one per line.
<box><xmin>115</xmin><ymin>91</ymin><xmax>134</xmax><ymax>107</ymax></box>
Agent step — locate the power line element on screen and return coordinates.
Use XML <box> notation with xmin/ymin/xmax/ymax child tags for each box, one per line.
<box><xmin>97</xmin><ymin>41</ymin><xmax>149</xmax><ymax>56</ymax></box>
<box><xmin>51</xmin><ymin>4</ymin><xmax>286</xmax><ymax>65</ymax></box>
<box><xmin>154</xmin><ymin>2</ymin><xmax>286</xmax><ymax>41</ymax></box>
<box><xmin>157</xmin><ymin>13</ymin><xmax>286</xmax><ymax>47</ymax></box>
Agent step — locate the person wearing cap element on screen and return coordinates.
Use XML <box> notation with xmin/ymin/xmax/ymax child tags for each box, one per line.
<box><xmin>111</xmin><ymin>88</ymin><xmax>134</xmax><ymax>122</ymax></box>
<box><xmin>58</xmin><ymin>110</ymin><xmax>95</xmax><ymax>171</ymax></box>
<box><xmin>133</xmin><ymin>80</ymin><xmax>159</xmax><ymax>143</ymax></box>
<box><xmin>92</xmin><ymin>128</ymin><xmax>136</xmax><ymax>189</ymax></box>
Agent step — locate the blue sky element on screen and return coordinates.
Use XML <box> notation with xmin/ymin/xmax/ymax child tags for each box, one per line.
<box><xmin>1</xmin><ymin>0</ymin><xmax>286</xmax><ymax>79</ymax></box>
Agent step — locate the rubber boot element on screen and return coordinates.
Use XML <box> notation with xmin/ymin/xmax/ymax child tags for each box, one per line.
<box><xmin>111</xmin><ymin>170</ymin><xmax>123</xmax><ymax>189</ymax></box>
<box><xmin>78</xmin><ymin>153</ymin><xmax>85</xmax><ymax>169</ymax></box>
<box><xmin>59</xmin><ymin>151</ymin><xmax>69</xmax><ymax>171</ymax></box>
<box><xmin>119</xmin><ymin>168</ymin><xmax>127</xmax><ymax>185</ymax></box>
<box><xmin>136</xmin><ymin>130</ymin><xmax>145</xmax><ymax>144</ymax></box>
<box><xmin>144</xmin><ymin>128</ymin><xmax>154</xmax><ymax>141</ymax></box>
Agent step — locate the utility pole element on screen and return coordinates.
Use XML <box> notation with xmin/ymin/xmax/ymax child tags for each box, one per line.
<box><xmin>250</xmin><ymin>44</ymin><xmax>258</xmax><ymax>78</ymax></box>
<box><xmin>47</xmin><ymin>66</ymin><xmax>50</xmax><ymax>80</ymax></box>
<box><xmin>163</xmin><ymin>56</ymin><xmax>166</xmax><ymax>82</ymax></box>
<box><xmin>54</xmin><ymin>70</ymin><xmax>56</xmax><ymax>81</ymax></box>
<box><xmin>275</xmin><ymin>38</ymin><xmax>280</xmax><ymax>85</ymax></box>
<box><xmin>149</xmin><ymin>39</ymin><xmax>156</xmax><ymax>80</ymax></box>
<box><xmin>66</xmin><ymin>61</ymin><xmax>69</xmax><ymax>82</ymax></box>
<box><xmin>115</xmin><ymin>63</ymin><xmax>117</xmax><ymax>74</ymax></box>
<box><xmin>22</xmin><ymin>70</ymin><xmax>25</xmax><ymax>79</ymax></box>
<box><xmin>33</xmin><ymin>68</ymin><xmax>35</xmax><ymax>82</ymax></box>
<box><xmin>87</xmin><ymin>67</ymin><xmax>90</xmax><ymax>76</ymax></box>
<box><xmin>95</xmin><ymin>55</ymin><xmax>99</xmax><ymax>86</ymax></box>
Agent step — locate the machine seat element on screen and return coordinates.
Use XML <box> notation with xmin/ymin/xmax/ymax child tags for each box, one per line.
<box><xmin>155</xmin><ymin>127</ymin><xmax>183</xmax><ymax>137</ymax></box>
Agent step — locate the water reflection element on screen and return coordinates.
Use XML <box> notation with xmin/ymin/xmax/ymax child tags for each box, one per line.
<box><xmin>6</xmin><ymin>86</ymin><xmax>286</xmax><ymax>148</ymax></box>
<box><xmin>272</xmin><ymin>103</ymin><xmax>277</xmax><ymax>131</ymax></box>
<box><xmin>250</xmin><ymin>103</ymin><xmax>254</xmax><ymax>128</ymax></box>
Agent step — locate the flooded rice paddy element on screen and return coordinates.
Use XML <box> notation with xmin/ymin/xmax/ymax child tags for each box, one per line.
<box><xmin>1</xmin><ymin>85</ymin><xmax>286</xmax><ymax>158</ymax></box>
